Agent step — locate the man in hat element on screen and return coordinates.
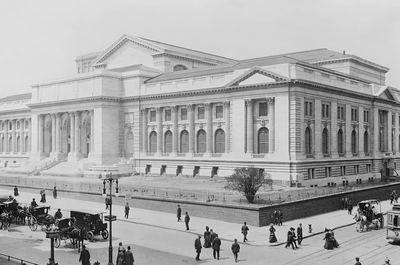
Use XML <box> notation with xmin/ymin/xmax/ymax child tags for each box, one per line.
<box><xmin>241</xmin><ymin>222</ymin><xmax>249</xmax><ymax>242</ymax></box>
<box><xmin>31</xmin><ymin>198</ymin><xmax>38</xmax><ymax>208</ymax></box>
<box><xmin>383</xmin><ymin>257</ymin><xmax>391</xmax><ymax>265</ymax></box>
<box><xmin>211</xmin><ymin>234</ymin><xmax>221</xmax><ymax>260</ymax></box>
<box><xmin>354</xmin><ymin>257</ymin><xmax>361</xmax><ymax>265</ymax></box>
<box><xmin>285</xmin><ymin>227</ymin><xmax>297</xmax><ymax>249</ymax></box>
<box><xmin>194</xmin><ymin>235</ymin><xmax>202</xmax><ymax>261</ymax></box>
<box><xmin>231</xmin><ymin>239</ymin><xmax>240</xmax><ymax>263</ymax></box>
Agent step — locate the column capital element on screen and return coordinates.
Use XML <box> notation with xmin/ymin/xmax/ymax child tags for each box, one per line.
<box><xmin>140</xmin><ymin>108</ymin><xmax>147</xmax><ymax>114</ymax></box>
<box><xmin>223</xmin><ymin>101</ymin><xmax>230</xmax><ymax>107</ymax></box>
<box><xmin>188</xmin><ymin>104</ymin><xmax>194</xmax><ymax>111</ymax></box>
<box><xmin>88</xmin><ymin>109</ymin><xmax>94</xmax><ymax>116</ymax></box>
<box><xmin>171</xmin><ymin>105</ymin><xmax>178</xmax><ymax>112</ymax></box>
<box><xmin>245</xmin><ymin>99</ymin><xmax>253</xmax><ymax>106</ymax></box>
<box><xmin>266</xmin><ymin>97</ymin><xmax>275</xmax><ymax>104</ymax></box>
<box><xmin>205</xmin><ymin>103</ymin><xmax>212</xmax><ymax>110</ymax></box>
<box><xmin>156</xmin><ymin>107</ymin><xmax>163</xmax><ymax>113</ymax></box>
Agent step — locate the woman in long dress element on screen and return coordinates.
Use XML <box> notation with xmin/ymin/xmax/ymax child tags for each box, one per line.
<box><xmin>323</xmin><ymin>229</ymin><xmax>334</xmax><ymax>250</ymax></box>
<box><xmin>203</xmin><ymin>226</ymin><xmax>211</xmax><ymax>248</ymax></box>
<box><xmin>329</xmin><ymin>228</ymin><xmax>339</xmax><ymax>248</ymax></box>
<box><xmin>269</xmin><ymin>223</ymin><xmax>277</xmax><ymax>243</ymax></box>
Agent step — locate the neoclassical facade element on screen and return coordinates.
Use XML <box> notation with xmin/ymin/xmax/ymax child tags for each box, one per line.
<box><xmin>1</xmin><ymin>34</ymin><xmax>399</xmax><ymax>186</ymax></box>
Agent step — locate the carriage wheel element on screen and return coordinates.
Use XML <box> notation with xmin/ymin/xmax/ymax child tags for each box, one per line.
<box><xmin>54</xmin><ymin>235</ymin><xmax>61</xmax><ymax>248</ymax></box>
<box><xmin>29</xmin><ymin>217</ymin><xmax>38</xmax><ymax>231</ymax></box>
<box><xmin>101</xmin><ymin>229</ymin><xmax>109</xmax><ymax>239</ymax></box>
<box><xmin>86</xmin><ymin>231</ymin><xmax>94</xmax><ymax>242</ymax></box>
<box><xmin>380</xmin><ymin>216</ymin><xmax>384</xmax><ymax>229</ymax></box>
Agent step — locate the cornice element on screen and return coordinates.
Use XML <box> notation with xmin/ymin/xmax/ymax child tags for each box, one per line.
<box><xmin>31</xmin><ymin>73</ymin><xmax>123</xmax><ymax>88</ymax></box>
<box><xmin>26</xmin><ymin>96</ymin><xmax>122</xmax><ymax>109</ymax></box>
<box><xmin>0</xmin><ymin>108</ymin><xmax>31</xmax><ymax>116</ymax></box>
<box><xmin>152</xmin><ymin>53</ymin><xmax>217</xmax><ymax>66</ymax></box>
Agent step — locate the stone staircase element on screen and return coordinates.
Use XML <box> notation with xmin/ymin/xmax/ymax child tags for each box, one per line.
<box><xmin>40</xmin><ymin>158</ymin><xmax>89</xmax><ymax>177</ymax></box>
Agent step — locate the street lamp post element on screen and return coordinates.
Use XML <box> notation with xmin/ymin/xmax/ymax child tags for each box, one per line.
<box><xmin>102</xmin><ymin>172</ymin><xmax>119</xmax><ymax>265</ymax></box>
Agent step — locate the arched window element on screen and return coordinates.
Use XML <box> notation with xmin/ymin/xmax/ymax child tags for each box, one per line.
<box><xmin>351</xmin><ymin>130</ymin><xmax>357</xmax><ymax>154</ymax></box>
<box><xmin>164</xmin><ymin>131</ymin><xmax>172</xmax><ymax>153</ymax></box>
<box><xmin>180</xmin><ymin>130</ymin><xmax>189</xmax><ymax>153</ymax></box>
<box><xmin>338</xmin><ymin>129</ymin><xmax>344</xmax><ymax>154</ymax></box>
<box><xmin>364</xmin><ymin>131</ymin><xmax>369</xmax><ymax>154</ymax></box>
<box><xmin>173</xmin><ymin>65</ymin><xmax>187</xmax><ymax>72</ymax></box>
<box><xmin>197</xmin><ymin>130</ymin><xmax>206</xmax><ymax>153</ymax></box>
<box><xmin>258</xmin><ymin>128</ymin><xmax>269</xmax><ymax>154</ymax></box>
<box><xmin>305</xmin><ymin>127</ymin><xmax>312</xmax><ymax>155</ymax></box>
<box><xmin>322</xmin><ymin>128</ymin><xmax>329</xmax><ymax>154</ymax></box>
<box><xmin>149</xmin><ymin>132</ymin><xmax>157</xmax><ymax>153</ymax></box>
<box><xmin>215</xmin><ymin>129</ymin><xmax>225</xmax><ymax>153</ymax></box>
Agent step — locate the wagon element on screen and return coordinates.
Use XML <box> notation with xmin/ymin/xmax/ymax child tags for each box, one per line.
<box><xmin>70</xmin><ymin>209</ymin><xmax>108</xmax><ymax>242</ymax></box>
<box><xmin>28</xmin><ymin>206</ymin><xmax>56</xmax><ymax>231</ymax></box>
<box><xmin>54</xmin><ymin>218</ymin><xmax>76</xmax><ymax>248</ymax></box>
<box><xmin>356</xmin><ymin>199</ymin><xmax>384</xmax><ymax>230</ymax></box>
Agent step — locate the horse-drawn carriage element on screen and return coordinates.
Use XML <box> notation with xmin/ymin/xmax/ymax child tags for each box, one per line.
<box><xmin>54</xmin><ymin>218</ymin><xmax>81</xmax><ymax>248</ymax></box>
<box><xmin>28</xmin><ymin>206</ymin><xmax>57</xmax><ymax>231</ymax></box>
<box><xmin>354</xmin><ymin>199</ymin><xmax>384</xmax><ymax>232</ymax></box>
<box><xmin>70</xmin><ymin>209</ymin><xmax>108</xmax><ymax>242</ymax></box>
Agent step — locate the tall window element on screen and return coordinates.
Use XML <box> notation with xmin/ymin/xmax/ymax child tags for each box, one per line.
<box><xmin>305</xmin><ymin>100</ymin><xmax>313</xmax><ymax>117</ymax></box>
<box><xmin>180</xmin><ymin>130</ymin><xmax>189</xmax><ymax>153</ymax></box>
<box><xmin>215</xmin><ymin>106</ymin><xmax>223</xmax><ymax>119</ymax></box>
<box><xmin>337</xmin><ymin>106</ymin><xmax>345</xmax><ymax>120</ymax></box>
<box><xmin>364</xmin><ymin>110</ymin><xmax>370</xmax><ymax>123</ymax></box>
<box><xmin>351</xmin><ymin>130</ymin><xmax>357</xmax><ymax>154</ymax></box>
<box><xmin>322</xmin><ymin>128</ymin><xmax>329</xmax><ymax>154</ymax></box>
<box><xmin>197</xmin><ymin>130</ymin><xmax>206</xmax><ymax>153</ymax></box>
<box><xmin>364</xmin><ymin>131</ymin><xmax>369</xmax><ymax>153</ymax></box>
<box><xmin>258</xmin><ymin>128</ymin><xmax>269</xmax><ymax>154</ymax></box>
<box><xmin>150</xmin><ymin>111</ymin><xmax>156</xmax><ymax>122</ymax></box>
<box><xmin>322</xmin><ymin>103</ymin><xmax>330</xmax><ymax>119</ymax></box>
<box><xmin>351</xmin><ymin>107</ymin><xmax>358</xmax><ymax>122</ymax></box>
<box><xmin>215</xmin><ymin>129</ymin><xmax>225</xmax><ymax>153</ymax></box>
<box><xmin>338</xmin><ymin>129</ymin><xmax>344</xmax><ymax>154</ymax></box>
<box><xmin>149</xmin><ymin>132</ymin><xmax>157</xmax><ymax>153</ymax></box>
<box><xmin>305</xmin><ymin>127</ymin><xmax>312</xmax><ymax>155</ymax></box>
<box><xmin>259</xmin><ymin>102</ymin><xmax>268</xmax><ymax>116</ymax></box>
<box><xmin>164</xmin><ymin>131</ymin><xmax>172</xmax><ymax>153</ymax></box>
<box><xmin>165</xmin><ymin>109</ymin><xmax>171</xmax><ymax>122</ymax></box>
<box><xmin>181</xmin><ymin>108</ymin><xmax>188</xmax><ymax>121</ymax></box>
<box><xmin>198</xmin><ymin>107</ymin><xmax>205</xmax><ymax>120</ymax></box>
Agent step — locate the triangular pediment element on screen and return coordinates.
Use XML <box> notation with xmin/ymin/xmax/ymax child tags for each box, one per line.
<box><xmin>226</xmin><ymin>67</ymin><xmax>288</xmax><ymax>87</ymax></box>
<box><xmin>375</xmin><ymin>86</ymin><xmax>396</xmax><ymax>101</ymax></box>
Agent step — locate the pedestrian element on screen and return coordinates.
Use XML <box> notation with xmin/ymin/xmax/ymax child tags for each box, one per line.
<box><xmin>203</xmin><ymin>226</ymin><xmax>211</xmax><ymax>248</ymax></box>
<box><xmin>278</xmin><ymin>210</ymin><xmax>283</xmax><ymax>226</ymax></box>
<box><xmin>323</xmin><ymin>228</ymin><xmax>334</xmax><ymax>250</ymax></box>
<box><xmin>297</xmin><ymin>223</ymin><xmax>303</xmax><ymax>245</ymax></box>
<box><xmin>117</xmin><ymin>251</ymin><xmax>125</xmax><ymax>265</ymax></box>
<box><xmin>212</xmin><ymin>234</ymin><xmax>221</xmax><ymax>260</ymax></box>
<box><xmin>383</xmin><ymin>257</ymin><xmax>391</xmax><ymax>265</ymax></box>
<box><xmin>124</xmin><ymin>202</ymin><xmax>130</xmax><ymax>219</ymax></box>
<box><xmin>269</xmin><ymin>223</ymin><xmax>277</xmax><ymax>243</ymax></box>
<box><xmin>40</xmin><ymin>189</ymin><xmax>46</xmax><ymax>203</ymax></box>
<box><xmin>14</xmin><ymin>186</ymin><xmax>19</xmax><ymax>197</ymax></box>
<box><xmin>348</xmin><ymin>201</ymin><xmax>353</xmax><ymax>215</ymax></box>
<box><xmin>241</xmin><ymin>222</ymin><xmax>249</xmax><ymax>242</ymax></box>
<box><xmin>231</xmin><ymin>238</ymin><xmax>240</xmax><ymax>263</ymax></box>
<box><xmin>124</xmin><ymin>246</ymin><xmax>134</xmax><ymax>265</ymax></box>
<box><xmin>273</xmin><ymin>209</ymin><xmax>278</xmax><ymax>225</ymax></box>
<box><xmin>340</xmin><ymin>197</ymin><xmax>345</xmax><ymax>210</ymax></box>
<box><xmin>185</xmin><ymin>212</ymin><xmax>190</xmax><ymax>230</ymax></box>
<box><xmin>285</xmin><ymin>227</ymin><xmax>296</xmax><ymax>249</ymax></box>
<box><xmin>53</xmin><ymin>186</ymin><xmax>57</xmax><ymax>199</ymax></box>
<box><xmin>105</xmin><ymin>197</ymin><xmax>110</xmax><ymax>210</ymax></box>
<box><xmin>291</xmin><ymin>227</ymin><xmax>298</xmax><ymax>248</ymax></box>
<box><xmin>177</xmin><ymin>205</ymin><xmax>182</xmax><ymax>222</ymax></box>
<box><xmin>194</xmin><ymin>235</ymin><xmax>202</xmax><ymax>261</ymax></box>
<box><xmin>79</xmin><ymin>245</ymin><xmax>91</xmax><ymax>265</ymax></box>
<box><xmin>210</xmin><ymin>229</ymin><xmax>216</xmax><ymax>243</ymax></box>
<box><xmin>355</xmin><ymin>257</ymin><xmax>361</xmax><ymax>265</ymax></box>
<box><xmin>116</xmin><ymin>242</ymin><xmax>126</xmax><ymax>264</ymax></box>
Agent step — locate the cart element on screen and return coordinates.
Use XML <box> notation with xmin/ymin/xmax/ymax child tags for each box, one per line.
<box><xmin>28</xmin><ymin>206</ymin><xmax>56</xmax><ymax>231</ymax></box>
<box><xmin>70</xmin><ymin>209</ymin><xmax>108</xmax><ymax>242</ymax></box>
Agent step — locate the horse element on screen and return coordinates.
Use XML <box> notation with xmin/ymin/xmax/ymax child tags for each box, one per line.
<box><xmin>68</xmin><ymin>226</ymin><xmax>86</xmax><ymax>253</ymax></box>
<box><xmin>0</xmin><ymin>212</ymin><xmax>13</xmax><ymax>230</ymax></box>
<box><xmin>354</xmin><ymin>211</ymin><xmax>369</xmax><ymax>232</ymax></box>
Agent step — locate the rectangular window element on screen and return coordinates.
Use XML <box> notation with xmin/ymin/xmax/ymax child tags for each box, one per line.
<box><xmin>351</xmin><ymin>107</ymin><xmax>358</xmax><ymax>122</ymax></box>
<box><xmin>340</xmin><ymin>166</ymin><xmax>346</xmax><ymax>176</ymax></box>
<box><xmin>165</xmin><ymin>109</ymin><xmax>171</xmax><ymax>122</ymax></box>
<box><xmin>305</xmin><ymin>100</ymin><xmax>313</xmax><ymax>117</ymax></box>
<box><xmin>392</xmin><ymin>114</ymin><xmax>395</xmax><ymax>126</ymax></box>
<box><xmin>354</xmin><ymin>165</ymin><xmax>359</xmax><ymax>175</ymax></box>
<box><xmin>259</xmin><ymin>102</ymin><xmax>268</xmax><ymax>116</ymax></box>
<box><xmin>322</xmin><ymin>103</ymin><xmax>330</xmax><ymax>118</ymax></box>
<box><xmin>364</xmin><ymin>110</ymin><xmax>370</xmax><ymax>123</ymax></box>
<box><xmin>308</xmin><ymin>168</ymin><xmax>315</xmax><ymax>179</ymax></box>
<box><xmin>181</xmin><ymin>108</ymin><xmax>187</xmax><ymax>121</ymax></box>
<box><xmin>325</xmin><ymin>167</ymin><xmax>331</xmax><ymax>178</ymax></box>
<box><xmin>337</xmin><ymin>106</ymin><xmax>345</xmax><ymax>120</ymax></box>
<box><xmin>198</xmin><ymin>107</ymin><xmax>205</xmax><ymax>120</ymax></box>
<box><xmin>150</xmin><ymin>111</ymin><xmax>156</xmax><ymax>122</ymax></box>
<box><xmin>216</xmin><ymin>106</ymin><xmax>223</xmax><ymax>119</ymax></box>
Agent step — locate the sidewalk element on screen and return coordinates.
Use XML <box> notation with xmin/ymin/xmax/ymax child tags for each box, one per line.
<box><xmin>0</xmin><ymin>185</ymin><xmax>393</xmax><ymax>248</ymax></box>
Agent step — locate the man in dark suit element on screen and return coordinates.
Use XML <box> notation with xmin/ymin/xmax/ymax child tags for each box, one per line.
<box><xmin>241</xmin><ymin>222</ymin><xmax>249</xmax><ymax>242</ymax></box>
<box><xmin>285</xmin><ymin>227</ymin><xmax>296</xmax><ymax>249</ymax></box>
<box><xmin>177</xmin><ymin>205</ymin><xmax>182</xmax><ymax>222</ymax></box>
<box><xmin>231</xmin><ymin>238</ymin><xmax>240</xmax><ymax>263</ymax></box>
<box><xmin>185</xmin><ymin>212</ymin><xmax>190</xmax><ymax>230</ymax></box>
<box><xmin>124</xmin><ymin>246</ymin><xmax>134</xmax><ymax>265</ymax></box>
<box><xmin>194</xmin><ymin>235</ymin><xmax>202</xmax><ymax>261</ymax></box>
<box><xmin>297</xmin><ymin>223</ymin><xmax>303</xmax><ymax>245</ymax></box>
<box><xmin>79</xmin><ymin>245</ymin><xmax>90</xmax><ymax>265</ymax></box>
<box><xmin>212</xmin><ymin>234</ymin><xmax>221</xmax><ymax>260</ymax></box>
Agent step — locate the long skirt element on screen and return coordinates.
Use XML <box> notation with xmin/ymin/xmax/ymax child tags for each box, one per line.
<box><xmin>269</xmin><ymin>233</ymin><xmax>277</xmax><ymax>243</ymax></box>
<box><xmin>324</xmin><ymin>238</ymin><xmax>334</xmax><ymax>250</ymax></box>
<box><xmin>204</xmin><ymin>235</ymin><xmax>211</xmax><ymax>248</ymax></box>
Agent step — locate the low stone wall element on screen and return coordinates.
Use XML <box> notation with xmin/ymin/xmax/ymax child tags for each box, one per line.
<box><xmin>4</xmin><ymin>182</ymin><xmax>400</xmax><ymax>227</ymax></box>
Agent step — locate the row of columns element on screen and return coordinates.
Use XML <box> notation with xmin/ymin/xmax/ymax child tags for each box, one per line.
<box><xmin>141</xmin><ymin>102</ymin><xmax>231</xmax><ymax>153</ymax></box>
<box><xmin>0</xmin><ymin>118</ymin><xmax>30</xmax><ymax>154</ymax></box>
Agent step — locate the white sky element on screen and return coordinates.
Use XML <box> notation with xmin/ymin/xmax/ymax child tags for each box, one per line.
<box><xmin>0</xmin><ymin>0</ymin><xmax>399</xmax><ymax>98</ymax></box>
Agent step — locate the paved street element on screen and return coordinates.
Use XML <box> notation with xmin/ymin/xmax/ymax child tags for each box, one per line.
<box><xmin>0</xmin><ymin>186</ymin><xmax>399</xmax><ymax>265</ymax></box>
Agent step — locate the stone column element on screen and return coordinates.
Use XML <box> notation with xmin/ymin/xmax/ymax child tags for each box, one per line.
<box><xmin>55</xmin><ymin>113</ymin><xmax>61</xmax><ymax>154</ymax></box>
<box><xmin>38</xmin><ymin>115</ymin><xmax>44</xmax><ymax>154</ymax></box>
<box><xmin>223</xmin><ymin>101</ymin><xmax>230</xmax><ymax>153</ymax></box>
<box><xmin>372</xmin><ymin>108</ymin><xmax>379</xmax><ymax>156</ymax></box>
<box><xmin>358</xmin><ymin>106</ymin><xmax>365</xmax><ymax>157</ymax></box>
<box><xmin>74</xmin><ymin>111</ymin><xmax>81</xmax><ymax>154</ymax></box>
<box><xmin>267</xmin><ymin>97</ymin><xmax>275</xmax><ymax>153</ymax></box>
<box><xmin>172</xmin><ymin>106</ymin><xmax>178</xmax><ymax>153</ymax></box>
<box><xmin>206</xmin><ymin>103</ymin><xmax>213</xmax><ymax>153</ymax></box>
<box><xmin>246</xmin><ymin>99</ymin><xmax>254</xmax><ymax>154</ymax></box>
<box><xmin>345</xmin><ymin>104</ymin><xmax>352</xmax><ymax>157</ymax></box>
<box><xmin>68</xmin><ymin>111</ymin><xmax>82</xmax><ymax>162</ymax></box>
<box><xmin>51</xmin><ymin>114</ymin><xmax>56</xmax><ymax>153</ymax></box>
<box><xmin>11</xmin><ymin>120</ymin><xmax>16</xmax><ymax>153</ymax></box>
<box><xmin>388</xmin><ymin>110</ymin><xmax>392</xmax><ymax>153</ymax></box>
<box><xmin>141</xmin><ymin>109</ymin><xmax>148</xmax><ymax>153</ymax></box>
<box><xmin>90</xmin><ymin>110</ymin><xmax>94</xmax><ymax>153</ymax></box>
<box><xmin>188</xmin><ymin>104</ymin><xmax>195</xmax><ymax>153</ymax></box>
<box><xmin>331</xmin><ymin>102</ymin><xmax>338</xmax><ymax>158</ymax></box>
<box><xmin>70</xmin><ymin>112</ymin><xmax>75</xmax><ymax>153</ymax></box>
<box><xmin>19</xmin><ymin>119</ymin><xmax>24</xmax><ymax>153</ymax></box>
<box><xmin>314</xmin><ymin>99</ymin><xmax>322</xmax><ymax>159</ymax></box>
<box><xmin>156</xmin><ymin>107</ymin><xmax>163</xmax><ymax>153</ymax></box>
<box><xmin>395</xmin><ymin>112</ymin><xmax>399</xmax><ymax>154</ymax></box>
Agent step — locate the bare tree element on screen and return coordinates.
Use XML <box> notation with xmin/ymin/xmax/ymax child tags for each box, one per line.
<box><xmin>225</xmin><ymin>167</ymin><xmax>273</xmax><ymax>203</ymax></box>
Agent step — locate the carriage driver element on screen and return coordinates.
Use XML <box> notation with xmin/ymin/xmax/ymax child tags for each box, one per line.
<box><xmin>54</xmin><ymin>208</ymin><xmax>63</xmax><ymax>220</ymax></box>
<box><xmin>372</xmin><ymin>206</ymin><xmax>379</xmax><ymax>218</ymax></box>
<box><xmin>31</xmin><ymin>198</ymin><xmax>38</xmax><ymax>208</ymax></box>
